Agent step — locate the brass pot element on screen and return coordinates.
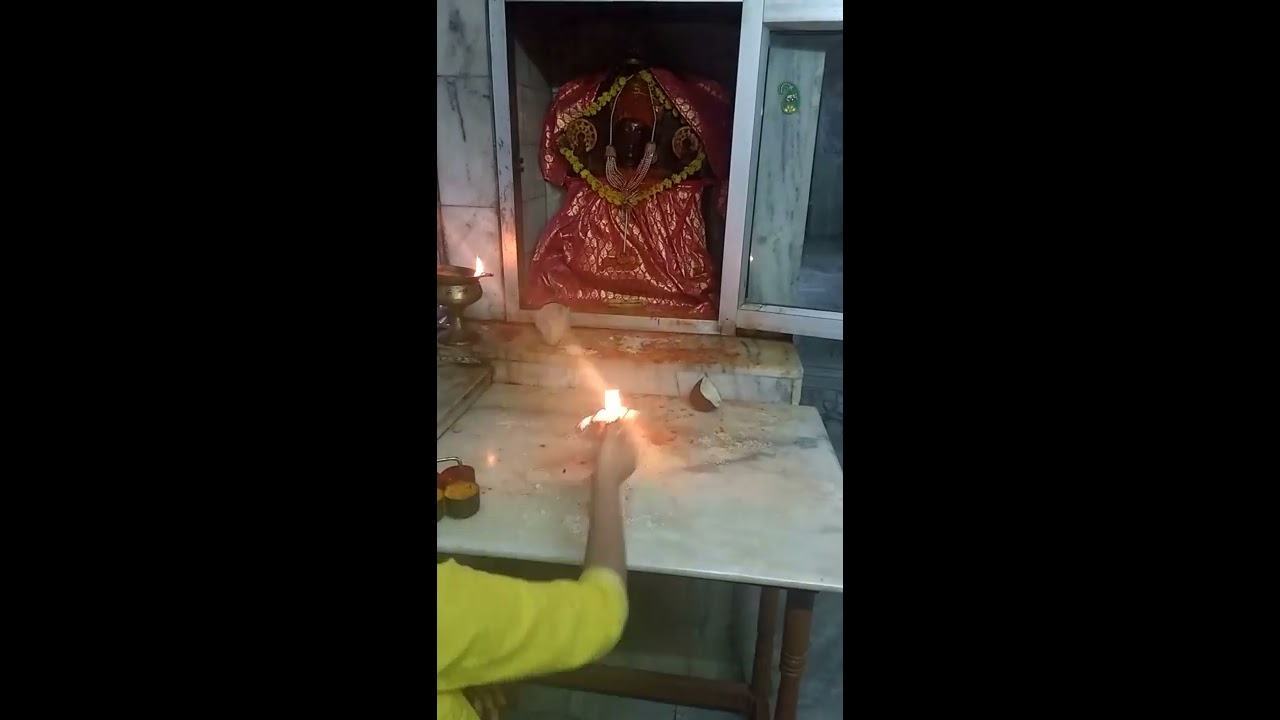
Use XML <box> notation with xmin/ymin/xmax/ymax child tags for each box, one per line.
<box><xmin>437</xmin><ymin>264</ymin><xmax>493</xmax><ymax>345</ymax></box>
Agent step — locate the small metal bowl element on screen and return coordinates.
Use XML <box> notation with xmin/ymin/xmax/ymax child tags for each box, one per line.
<box><xmin>437</xmin><ymin>264</ymin><xmax>493</xmax><ymax>284</ymax></box>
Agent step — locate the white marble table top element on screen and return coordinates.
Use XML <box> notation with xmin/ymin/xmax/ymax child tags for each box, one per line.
<box><xmin>436</xmin><ymin>363</ymin><xmax>492</xmax><ymax>439</ymax></box>
<box><xmin>435</xmin><ymin>383</ymin><xmax>843</xmax><ymax>593</ymax></box>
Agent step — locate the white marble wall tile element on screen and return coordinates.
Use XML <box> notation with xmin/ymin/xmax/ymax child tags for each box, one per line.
<box><xmin>545</xmin><ymin>182</ymin><xmax>565</xmax><ymax>226</ymax></box>
<box><xmin>519</xmin><ymin>194</ymin><xmax>545</xmax><ymax>237</ymax></box>
<box><xmin>511</xmin><ymin>35</ymin><xmax>532</xmax><ymax>88</ymax></box>
<box><xmin>492</xmin><ymin>360</ymin><xmax>576</xmax><ymax>388</ymax></box>
<box><xmin>518</xmin><ymin>143</ymin><xmax>544</xmax><ymax>201</ymax></box>
<box><xmin>488</xmin><ymin>361</ymin><xmax>507</xmax><ymax>384</ymax></box>
<box><xmin>521</xmin><ymin>196</ymin><xmax>546</xmax><ymax>285</ymax></box>
<box><xmin>521</xmin><ymin>194</ymin><xmax>546</xmax><ymax>239</ymax></box>
<box><xmin>439</xmin><ymin>205</ymin><xmax>505</xmax><ymax>320</ymax></box>
<box><xmin>437</xmin><ymin>77</ymin><xmax>498</xmax><ymax>208</ymax></box>
<box><xmin>436</xmin><ymin>0</ymin><xmax>490</xmax><ymax>77</ymax></box>
<box><xmin>541</xmin><ymin>88</ymin><xmax>563</xmax><ymax>222</ymax></box>
<box><xmin>746</xmin><ymin>45</ymin><xmax>826</xmax><ymax>307</ymax></box>
<box><xmin>512</xmin><ymin>38</ymin><xmax>547</xmax><ymax>90</ymax></box>
<box><xmin>516</xmin><ymin>85</ymin><xmax>546</xmax><ymax>147</ymax></box>
<box><xmin>471</xmin><ymin>322</ymin><xmax>805</xmax><ymax>379</ymax></box>
<box><xmin>591</xmin><ymin>360</ymin><xmax>682</xmax><ymax>397</ymax></box>
<box><xmin>469</xmin><ymin>325</ymin><xmax>807</xmax><ymax>400</ymax></box>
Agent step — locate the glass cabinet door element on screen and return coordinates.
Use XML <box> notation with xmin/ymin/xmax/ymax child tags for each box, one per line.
<box><xmin>746</xmin><ymin>33</ymin><xmax>842</xmax><ymax>313</ymax></box>
<box><xmin>721</xmin><ymin>8</ymin><xmax>843</xmax><ymax>340</ymax></box>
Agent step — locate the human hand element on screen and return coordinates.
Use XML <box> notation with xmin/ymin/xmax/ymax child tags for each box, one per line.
<box><xmin>595</xmin><ymin>421</ymin><xmax>637</xmax><ymax>488</ymax></box>
<box><xmin>464</xmin><ymin>684</ymin><xmax>509</xmax><ymax>720</ymax></box>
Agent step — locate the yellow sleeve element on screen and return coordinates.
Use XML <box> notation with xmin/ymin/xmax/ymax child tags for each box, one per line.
<box><xmin>436</xmin><ymin>559</ymin><xmax>628</xmax><ymax>692</ymax></box>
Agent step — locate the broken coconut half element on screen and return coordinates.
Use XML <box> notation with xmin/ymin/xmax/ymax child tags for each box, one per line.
<box><xmin>689</xmin><ymin>375</ymin><xmax>722</xmax><ymax>412</ymax></box>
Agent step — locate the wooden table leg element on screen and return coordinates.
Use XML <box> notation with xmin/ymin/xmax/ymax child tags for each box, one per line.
<box><xmin>774</xmin><ymin>589</ymin><xmax>817</xmax><ymax>720</ymax></box>
<box><xmin>750</xmin><ymin>587</ymin><xmax>781</xmax><ymax>720</ymax></box>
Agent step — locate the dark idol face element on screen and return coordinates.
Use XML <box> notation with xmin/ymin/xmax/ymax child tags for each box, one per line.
<box><xmin>613</xmin><ymin>119</ymin><xmax>649</xmax><ymax>168</ymax></box>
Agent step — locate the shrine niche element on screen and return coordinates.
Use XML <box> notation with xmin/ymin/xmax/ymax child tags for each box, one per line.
<box><xmin>504</xmin><ymin>2</ymin><xmax>741</xmax><ymax>321</ymax></box>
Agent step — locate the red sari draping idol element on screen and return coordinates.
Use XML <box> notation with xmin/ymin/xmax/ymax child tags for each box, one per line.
<box><xmin>525</xmin><ymin>68</ymin><xmax>732</xmax><ymax>319</ymax></box>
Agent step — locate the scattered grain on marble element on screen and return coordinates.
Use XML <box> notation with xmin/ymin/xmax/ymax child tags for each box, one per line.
<box><xmin>561</xmin><ymin>515</ymin><xmax>585</xmax><ymax>537</ymax></box>
<box><xmin>611</xmin><ymin>336</ymin><xmax>647</xmax><ymax>354</ymax></box>
<box><xmin>692</xmin><ymin>430</ymin><xmax>775</xmax><ymax>465</ymax></box>
<box><xmin>626</xmin><ymin>514</ymin><xmax>660</xmax><ymax>530</ymax></box>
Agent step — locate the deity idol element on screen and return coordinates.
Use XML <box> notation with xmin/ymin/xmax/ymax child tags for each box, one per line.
<box><xmin>525</xmin><ymin>59</ymin><xmax>732</xmax><ymax>319</ymax></box>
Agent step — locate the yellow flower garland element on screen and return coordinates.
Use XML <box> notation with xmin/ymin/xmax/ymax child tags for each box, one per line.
<box><xmin>560</xmin><ymin>147</ymin><xmax>704</xmax><ymax>207</ymax></box>
<box><xmin>576</xmin><ymin>72</ymin><xmax>677</xmax><ymax>120</ymax></box>
<box><xmin>560</xmin><ymin>72</ymin><xmax>701</xmax><ymax>207</ymax></box>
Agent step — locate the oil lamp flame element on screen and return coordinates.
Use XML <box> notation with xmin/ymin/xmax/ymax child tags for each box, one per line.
<box><xmin>474</xmin><ymin>257</ymin><xmax>485</xmax><ymax>276</ymax></box>
<box><xmin>578</xmin><ymin>389</ymin><xmax>628</xmax><ymax>430</ymax></box>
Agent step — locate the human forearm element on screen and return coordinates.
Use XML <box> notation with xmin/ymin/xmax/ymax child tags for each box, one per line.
<box><xmin>584</xmin><ymin>475</ymin><xmax>626</xmax><ymax>585</ymax></box>
<box><xmin>436</xmin><ymin>560</ymin><xmax>627</xmax><ymax>689</ymax></box>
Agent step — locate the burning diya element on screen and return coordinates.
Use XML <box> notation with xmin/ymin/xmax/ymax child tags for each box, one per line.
<box><xmin>577</xmin><ymin>389</ymin><xmax>634</xmax><ymax>437</ymax></box>
<box><xmin>437</xmin><ymin>257</ymin><xmax>494</xmax><ymax>346</ymax></box>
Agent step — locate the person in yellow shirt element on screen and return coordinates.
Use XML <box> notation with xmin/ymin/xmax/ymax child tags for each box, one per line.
<box><xmin>437</xmin><ymin>423</ymin><xmax>637</xmax><ymax>720</ymax></box>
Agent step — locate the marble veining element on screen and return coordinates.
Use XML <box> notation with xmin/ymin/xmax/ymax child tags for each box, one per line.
<box><xmin>512</xmin><ymin>37</ymin><xmax>548</xmax><ymax>91</ymax></box>
<box><xmin>472</xmin><ymin>322</ymin><xmax>804</xmax><ymax>379</ymax></box>
<box><xmin>520</xmin><ymin>195</ymin><xmax>546</xmax><ymax>285</ymax></box>
<box><xmin>436</xmin><ymin>0</ymin><xmax>490</xmax><ymax>77</ymax></box>
<box><xmin>437</xmin><ymin>364</ymin><xmax>493</xmax><ymax>438</ymax></box>
<box><xmin>517</xmin><ymin>85</ymin><xmax>546</xmax><ymax>147</ymax></box>
<box><xmin>674</xmin><ymin>371</ymin><xmax>794</xmax><ymax>405</ymax></box>
<box><xmin>469</xmin><ymin>322</ymin><xmax>803</xmax><ymax>404</ymax></box>
<box><xmin>519</xmin><ymin>142</ymin><xmax>545</xmax><ymax>201</ymax></box>
<box><xmin>746</xmin><ymin>44</ymin><xmax>826</xmax><ymax>307</ymax></box>
<box><xmin>437</xmin><ymin>76</ymin><xmax>499</xmax><ymax>208</ymax></box>
<box><xmin>435</xmin><ymin>384</ymin><xmax>843</xmax><ymax>593</ymax></box>
<box><xmin>545</xmin><ymin>182</ymin><xmax>565</xmax><ymax>231</ymax></box>
<box><xmin>439</xmin><ymin>205</ymin><xmax>505</xmax><ymax>320</ymax></box>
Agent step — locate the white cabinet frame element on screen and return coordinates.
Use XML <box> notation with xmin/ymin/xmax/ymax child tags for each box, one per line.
<box><xmin>488</xmin><ymin>0</ymin><xmax>842</xmax><ymax>339</ymax></box>
<box><xmin>720</xmin><ymin>0</ymin><xmax>843</xmax><ymax>341</ymax></box>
